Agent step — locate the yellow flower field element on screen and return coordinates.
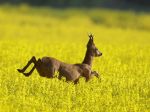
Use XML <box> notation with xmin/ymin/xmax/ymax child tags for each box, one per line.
<box><xmin>0</xmin><ymin>5</ymin><xmax>150</xmax><ymax>112</ymax></box>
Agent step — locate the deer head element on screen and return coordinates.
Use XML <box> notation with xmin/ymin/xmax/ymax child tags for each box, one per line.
<box><xmin>87</xmin><ymin>34</ymin><xmax>102</xmax><ymax>57</ymax></box>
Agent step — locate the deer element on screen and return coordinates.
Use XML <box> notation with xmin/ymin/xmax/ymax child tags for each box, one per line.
<box><xmin>17</xmin><ymin>34</ymin><xmax>102</xmax><ymax>84</ymax></box>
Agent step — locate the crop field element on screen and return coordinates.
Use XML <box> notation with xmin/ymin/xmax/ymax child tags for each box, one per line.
<box><xmin>0</xmin><ymin>5</ymin><xmax>150</xmax><ymax>112</ymax></box>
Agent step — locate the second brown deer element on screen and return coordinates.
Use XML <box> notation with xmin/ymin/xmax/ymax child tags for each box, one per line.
<box><xmin>17</xmin><ymin>34</ymin><xmax>102</xmax><ymax>84</ymax></box>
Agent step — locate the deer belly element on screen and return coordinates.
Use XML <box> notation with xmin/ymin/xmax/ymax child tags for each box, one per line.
<box><xmin>60</xmin><ymin>68</ymin><xmax>80</xmax><ymax>81</ymax></box>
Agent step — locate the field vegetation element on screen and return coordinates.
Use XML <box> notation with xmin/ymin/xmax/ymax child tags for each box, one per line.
<box><xmin>0</xmin><ymin>5</ymin><xmax>150</xmax><ymax>112</ymax></box>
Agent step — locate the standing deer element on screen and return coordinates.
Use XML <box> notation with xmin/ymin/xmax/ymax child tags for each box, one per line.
<box><xmin>17</xmin><ymin>34</ymin><xmax>102</xmax><ymax>84</ymax></box>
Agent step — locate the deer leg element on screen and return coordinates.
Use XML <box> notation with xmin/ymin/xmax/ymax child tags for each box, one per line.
<box><xmin>85</xmin><ymin>71</ymin><xmax>100</xmax><ymax>82</ymax></box>
<box><xmin>91</xmin><ymin>71</ymin><xmax>100</xmax><ymax>78</ymax></box>
<box><xmin>18</xmin><ymin>56</ymin><xmax>38</xmax><ymax>77</ymax></box>
<box><xmin>66</xmin><ymin>77</ymin><xmax>72</xmax><ymax>83</ymax></box>
<box><xmin>17</xmin><ymin>56</ymin><xmax>36</xmax><ymax>73</ymax></box>
<box><xmin>84</xmin><ymin>72</ymin><xmax>90</xmax><ymax>82</ymax></box>
<box><xmin>74</xmin><ymin>78</ymin><xmax>79</xmax><ymax>84</ymax></box>
<box><xmin>48</xmin><ymin>65</ymin><xmax>56</xmax><ymax>78</ymax></box>
<box><xmin>23</xmin><ymin>65</ymin><xmax>36</xmax><ymax>77</ymax></box>
<box><xmin>91</xmin><ymin>71</ymin><xmax>101</xmax><ymax>82</ymax></box>
<box><xmin>58</xmin><ymin>74</ymin><xmax>63</xmax><ymax>80</ymax></box>
<box><xmin>85</xmin><ymin>77</ymin><xmax>90</xmax><ymax>82</ymax></box>
<box><xmin>46</xmin><ymin>69</ymin><xmax>55</xmax><ymax>78</ymax></box>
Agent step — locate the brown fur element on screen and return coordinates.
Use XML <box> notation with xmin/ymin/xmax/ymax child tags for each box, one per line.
<box><xmin>17</xmin><ymin>34</ymin><xmax>102</xmax><ymax>84</ymax></box>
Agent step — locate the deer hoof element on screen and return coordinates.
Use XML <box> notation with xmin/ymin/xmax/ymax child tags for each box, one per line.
<box><xmin>23</xmin><ymin>73</ymin><xmax>31</xmax><ymax>77</ymax></box>
<box><xmin>17</xmin><ymin>69</ymin><xmax>24</xmax><ymax>73</ymax></box>
<box><xmin>95</xmin><ymin>72</ymin><xmax>99</xmax><ymax>78</ymax></box>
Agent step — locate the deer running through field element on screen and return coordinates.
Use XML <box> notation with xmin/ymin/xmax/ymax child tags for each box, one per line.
<box><xmin>17</xmin><ymin>34</ymin><xmax>102</xmax><ymax>84</ymax></box>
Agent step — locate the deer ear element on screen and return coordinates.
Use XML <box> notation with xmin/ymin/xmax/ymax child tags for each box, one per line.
<box><xmin>91</xmin><ymin>36</ymin><xmax>93</xmax><ymax>41</ymax></box>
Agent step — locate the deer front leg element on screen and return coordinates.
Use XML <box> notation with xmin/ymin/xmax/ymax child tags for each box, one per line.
<box><xmin>58</xmin><ymin>74</ymin><xmax>63</xmax><ymax>80</ymax></box>
<box><xmin>74</xmin><ymin>78</ymin><xmax>79</xmax><ymax>84</ymax></box>
<box><xmin>82</xmin><ymin>71</ymin><xmax>91</xmax><ymax>82</ymax></box>
<box><xmin>17</xmin><ymin>56</ymin><xmax>36</xmax><ymax>73</ymax></box>
<box><xmin>85</xmin><ymin>71</ymin><xmax>100</xmax><ymax>82</ymax></box>
<box><xmin>91</xmin><ymin>71</ymin><xmax>100</xmax><ymax>78</ymax></box>
<box><xmin>85</xmin><ymin>73</ymin><xmax>90</xmax><ymax>82</ymax></box>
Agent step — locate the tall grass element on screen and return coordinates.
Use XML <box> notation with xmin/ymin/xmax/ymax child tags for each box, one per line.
<box><xmin>0</xmin><ymin>5</ymin><xmax>150</xmax><ymax>112</ymax></box>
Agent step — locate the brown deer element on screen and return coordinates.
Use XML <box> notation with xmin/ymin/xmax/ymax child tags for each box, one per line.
<box><xmin>17</xmin><ymin>34</ymin><xmax>102</xmax><ymax>84</ymax></box>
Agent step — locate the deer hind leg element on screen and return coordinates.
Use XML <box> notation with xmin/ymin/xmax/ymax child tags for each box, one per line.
<box><xmin>23</xmin><ymin>58</ymin><xmax>43</xmax><ymax>77</ymax></box>
<box><xmin>46</xmin><ymin>67</ymin><xmax>55</xmax><ymax>78</ymax></box>
<box><xmin>17</xmin><ymin>56</ymin><xmax>38</xmax><ymax>77</ymax></box>
<box><xmin>21</xmin><ymin>58</ymin><xmax>45</xmax><ymax>77</ymax></box>
<box><xmin>23</xmin><ymin>65</ymin><xmax>36</xmax><ymax>77</ymax></box>
<box><xmin>17</xmin><ymin>56</ymin><xmax>36</xmax><ymax>73</ymax></box>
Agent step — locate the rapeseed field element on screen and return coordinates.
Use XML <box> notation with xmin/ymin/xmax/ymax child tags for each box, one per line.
<box><xmin>0</xmin><ymin>5</ymin><xmax>150</xmax><ymax>112</ymax></box>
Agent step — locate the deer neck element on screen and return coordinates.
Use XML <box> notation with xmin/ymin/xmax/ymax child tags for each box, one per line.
<box><xmin>82</xmin><ymin>49</ymin><xmax>93</xmax><ymax>67</ymax></box>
